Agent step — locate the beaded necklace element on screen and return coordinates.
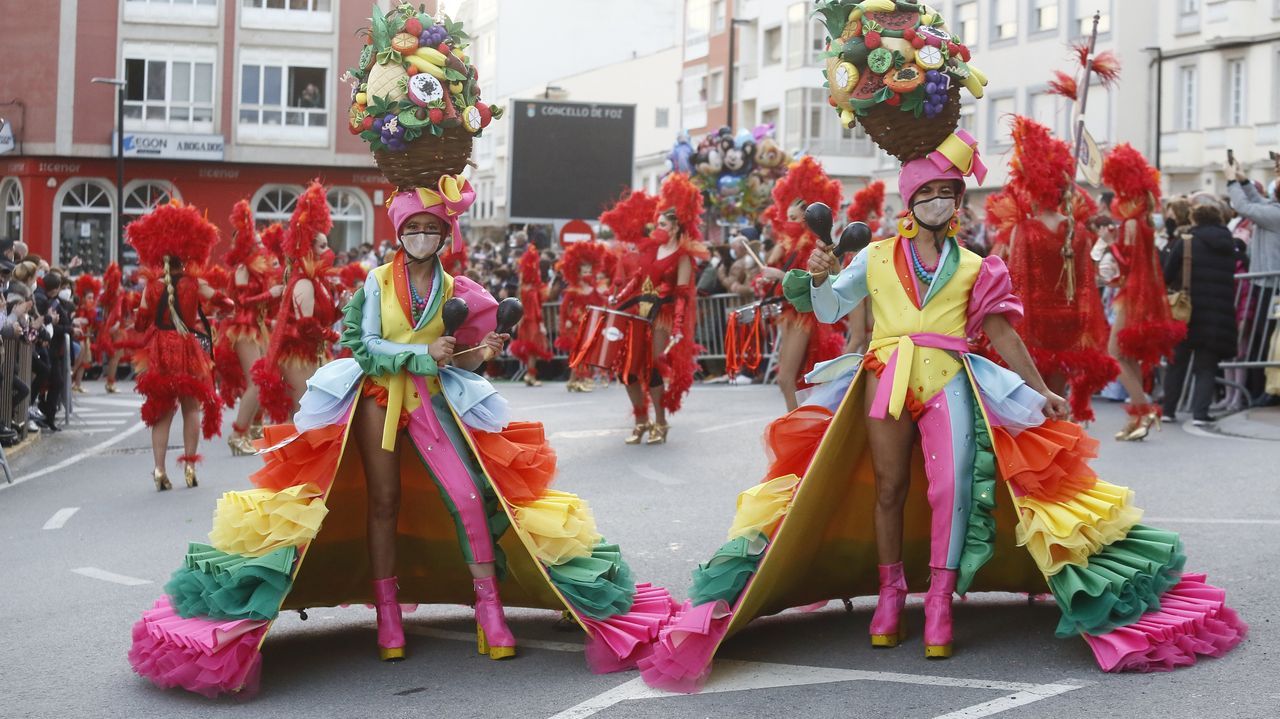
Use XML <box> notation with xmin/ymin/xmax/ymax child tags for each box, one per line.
<box><xmin>407</xmin><ymin>269</ymin><xmax>430</xmax><ymax>324</ymax></box>
<box><xmin>907</xmin><ymin>238</ymin><xmax>939</xmax><ymax>284</ymax></box>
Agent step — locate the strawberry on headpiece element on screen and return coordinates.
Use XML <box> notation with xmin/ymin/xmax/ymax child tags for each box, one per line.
<box><xmin>127</xmin><ymin>201</ymin><xmax>220</xmax><ymax>268</ymax></box>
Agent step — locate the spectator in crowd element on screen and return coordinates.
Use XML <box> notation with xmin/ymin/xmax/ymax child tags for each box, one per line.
<box><xmin>1227</xmin><ymin>156</ymin><xmax>1280</xmax><ymax>405</ymax></box>
<box><xmin>716</xmin><ymin>229</ymin><xmax>764</xmax><ymax>303</ymax></box>
<box><xmin>1161</xmin><ymin>198</ymin><xmax>1246</xmax><ymax>425</ymax></box>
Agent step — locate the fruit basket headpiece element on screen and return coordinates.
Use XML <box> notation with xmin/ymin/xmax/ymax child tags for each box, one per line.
<box><xmin>347</xmin><ymin>3</ymin><xmax>503</xmax><ymax>189</ymax></box>
<box><xmin>818</xmin><ymin>0</ymin><xmax>988</xmax><ymax>168</ymax></box>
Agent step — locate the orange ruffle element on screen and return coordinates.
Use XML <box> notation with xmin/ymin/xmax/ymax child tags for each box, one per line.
<box><xmin>361</xmin><ymin>378</ymin><xmax>411</xmax><ymax>430</ymax></box>
<box><xmin>250</xmin><ymin>422</ymin><xmax>345</xmax><ymax>494</ymax></box>
<box><xmin>469</xmin><ymin>421</ymin><xmax>558</xmax><ymax>504</ymax></box>
<box><xmin>992</xmin><ymin>420</ymin><xmax>1100</xmax><ymax>503</ymax></box>
<box><xmin>862</xmin><ymin>353</ymin><xmax>926</xmax><ymax>421</ymax></box>
<box><xmin>762</xmin><ymin>406</ymin><xmax>833</xmax><ymax>480</ymax></box>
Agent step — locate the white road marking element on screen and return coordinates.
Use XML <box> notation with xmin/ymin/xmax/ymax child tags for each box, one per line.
<box><xmin>405</xmin><ymin>626</ymin><xmax>583</xmax><ymax>653</ymax></box>
<box><xmin>550</xmin><ymin>428</ymin><xmax>626</xmax><ymax>440</ymax></box>
<box><xmin>71</xmin><ymin>567</ymin><xmax>152</xmax><ymax>586</ymax></box>
<box><xmin>68</xmin><ymin>411</ymin><xmax>134</xmax><ymax>418</ymax></box>
<box><xmin>74</xmin><ymin>428</ymin><xmax>124</xmax><ymax>435</ymax></box>
<box><xmin>66</xmin><ymin>420</ymin><xmax>128</xmax><ymax>427</ymax></box>
<box><xmin>0</xmin><ymin>421</ymin><xmax>148</xmax><ymax>493</ymax></box>
<box><xmin>548</xmin><ymin>660</ymin><xmax>1082</xmax><ymax>719</ymax></box>
<box><xmin>695</xmin><ymin>416</ymin><xmax>773</xmax><ymax>434</ymax></box>
<box><xmin>42</xmin><ymin>507</ymin><xmax>80</xmax><ymax>530</ymax></box>
<box><xmin>1144</xmin><ymin>516</ymin><xmax>1280</xmax><ymax>526</ymax></box>
<box><xmin>519</xmin><ymin>401</ymin><xmax>591</xmax><ymax>411</ymax></box>
<box><xmin>630</xmin><ymin>462</ymin><xmax>684</xmax><ymax>486</ymax></box>
<box><xmin>73</xmin><ymin>398</ymin><xmax>142</xmax><ymax>409</ymax></box>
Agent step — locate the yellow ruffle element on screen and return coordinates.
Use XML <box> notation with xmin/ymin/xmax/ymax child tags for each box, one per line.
<box><xmin>511</xmin><ymin>489</ymin><xmax>602</xmax><ymax>565</ymax></box>
<box><xmin>209</xmin><ymin>483</ymin><xmax>329</xmax><ymax>557</ymax></box>
<box><xmin>727</xmin><ymin>474</ymin><xmax>801</xmax><ymax>541</ymax></box>
<box><xmin>1014</xmin><ymin>480</ymin><xmax>1143</xmax><ymax>576</ymax></box>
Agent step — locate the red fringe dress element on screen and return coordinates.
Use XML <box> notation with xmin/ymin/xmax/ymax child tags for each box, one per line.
<box><xmin>133</xmin><ymin>275</ymin><xmax>222</xmax><ymax>439</ymax></box>
<box><xmin>763</xmin><ymin>226</ymin><xmax>845</xmax><ymax>385</ymax></box>
<box><xmin>1110</xmin><ymin>199</ymin><xmax>1186</xmax><ymax>370</ymax></box>
<box><xmin>251</xmin><ymin>258</ymin><xmax>339</xmax><ymax>423</ymax></box>
<box><xmin>509</xmin><ymin>245</ymin><xmax>552</xmax><ymax>368</ymax></box>
<box><xmin>214</xmin><ymin>255</ymin><xmax>279</xmax><ymax>408</ymax></box>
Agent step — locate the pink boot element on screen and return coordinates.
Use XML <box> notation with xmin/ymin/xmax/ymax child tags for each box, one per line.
<box><xmin>924</xmin><ymin>567</ymin><xmax>957</xmax><ymax>658</ymax></box>
<box><xmin>869</xmin><ymin>562</ymin><xmax>908</xmax><ymax>647</ymax></box>
<box><xmin>473</xmin><ymin>576</ymin><xmax>516</xmax><ymax>660</ymax></box>
<box><xmin>372</xmin><ymin>576</ymin><xmax>405</xmax><ymax>661</ymax></box>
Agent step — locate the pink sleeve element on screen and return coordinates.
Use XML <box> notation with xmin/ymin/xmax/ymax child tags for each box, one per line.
<box><xmin>966</xmin><ymin>254</ymin><xmax>1023</xmax><ymax>337</ymax></box>
<box><xmin>451</xmin><ymin>275</ymin><xmax>498</xmax><ymax>345</ymax></box>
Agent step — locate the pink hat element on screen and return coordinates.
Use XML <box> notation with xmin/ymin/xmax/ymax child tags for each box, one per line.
<box><xmin>386</xmin><ymin>175</ymin><xmax>477</xmax><ymax>253</ymax></box>
<box><xmin>897</xmin><ymin>129</ymin><xmax>988</xmax><ymax>205</ymax></box>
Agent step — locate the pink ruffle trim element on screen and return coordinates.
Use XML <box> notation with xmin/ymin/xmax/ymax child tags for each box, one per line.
<box><xmin>966</xmin><ymin>254</ymin><xmax>1025</xmax><ymax>337</ymax></box>
<box><xmin>582</xmin><ymin>583</ymin><xmax>678</xmax><ymax>674</ymax></box>
<box><xmin>128</xmin><ymin>597</ymin><xmax>268</xmax><ymax>698</ymax></box>
<box><xmin>636</xmin><ymin>600</ymin><xmax>732</xmax><ymax>693</ymax></box>
<box><xmin>1082</xmin><ymin>572</ymin><xmax>1247</xmax><ymax>672</ymax></box>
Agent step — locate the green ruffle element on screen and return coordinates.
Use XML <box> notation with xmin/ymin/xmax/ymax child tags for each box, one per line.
<box><xmin>339</xmin><ymin>287</ymin><xmax>438</xmax><ymax>378</ymax></box>
<box><xmin>546</xmin><ymin>540</ymin><xmax>636</xmax><ymax>620</ymax></box>
<box><xmin>956</xmin><ymin>385</ymin><xmax>998</xmax><ymax>595</ymax></box>
<box><xmin>163</xmin><ymin>543</ymin><xmax>295</xmax><ymax>621</ymax></box>
<box><xmin>1048</xmin><ymin>524</ymin><xmax>1187</xmax><ymax>638</ymax></box>
<box><xmin>782</xmin><ymin>270</ymin><xmax>815</xmax><ymax>313</ymax></box>
<box><xmin>689</xmin><ymin>532</ymin><xmax>767</xmax><ymax>606</ymax></box>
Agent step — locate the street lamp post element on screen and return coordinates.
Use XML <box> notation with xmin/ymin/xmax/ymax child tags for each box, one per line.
<box><xmin>91</xmin><ymin>77</ymin><xmax>126</xmax><ymax>266</ymax></box>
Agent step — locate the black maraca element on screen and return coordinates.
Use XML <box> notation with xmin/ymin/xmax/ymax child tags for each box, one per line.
<box><xmin>441</xmin><ymin>297</ymin><xmax>470</xmax><ymax>337</ymax></box>
<box><xmin>495</xmin><ymin>298</ymin><xmax>524</xmax><ymax>336</ymax></box>
<box><xmin>836</xmin><ymin>221</ymin><xmax>872</xmax><ymax>256</ymax></box>
<box><xmin>803</xmin><ymin>202</ymin><xmax>835</xmax><ymax>245</ymax></box>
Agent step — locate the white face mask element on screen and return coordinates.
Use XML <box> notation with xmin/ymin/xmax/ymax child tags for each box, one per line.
<box><xmin>400</xmin><ymin>232</ymin><xmax>442</xmax><ymax>261</ymax></box>
<box><xmin>911</xmin><ymin>196</ymin><xmax>957</xmax><ymax>229</ymax></box>
<box><xmin>58</xmin><ymin>288</ymin><xmax>72</xmax><ymax>301</ymax></box>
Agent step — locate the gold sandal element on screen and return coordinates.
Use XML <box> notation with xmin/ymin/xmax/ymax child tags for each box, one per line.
<box><xmin>624</xmin><ymin>422</ymin><xmax>650</xmax><ymax>445</ymax></box>
<box><xmin>153</xmin><ymin>469</ymin><xmax>172</xmax><ymax>491</ymax></box>
<box><xmin>647</xmin><ymin>422</ymin><xmax>670</xmax><ymax>445</ymax></box>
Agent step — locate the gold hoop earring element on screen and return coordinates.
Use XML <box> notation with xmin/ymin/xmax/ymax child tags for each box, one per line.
<box><xmin>898</xmin><ymin>216</ymin><xmax>919</xmax><ymax>239</ymax></box>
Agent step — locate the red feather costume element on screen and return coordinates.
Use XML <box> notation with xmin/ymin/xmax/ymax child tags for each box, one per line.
<box><xmin>251</xmin><ymin>181</ymin><xmax>339</xmax><ymax>423</ymax></box>
<box><xmin>73</xmin><ymin>273</ymin><xmax>102</xmax><ymax>345</ymax></box>
<box><xmin>509</xmin><ymin>244</ymin><xmax>552</xmax><ymax>369</ymax></box>
<box><xmin>993</xmin><ymin>116</ymin><xmax>1118</xmax><ymax>422</ymax></box>
<box><xmin>555</xmin><ymin>240</ymin><xmax>614</xmax><ymax>354</ymax></box>
<box><xmin>128</xmin><ymin>202</ymin><xmax>223</xmax><ymax>441</ymax></box>
<box><xmin>96</xmin><ymin>263</ymin><xmax>124</xmax><ymax>359</ymax></box>
<box><xmin>214</xmin><ymin>199</ymin><xmax>280</xmax><ymax>408</ymax></box>
<box><xmin>846</xmin><ymin>180</ymin><xmax>887</xmax><ymax>237</ymax></box>
<box><xmin>611</xmin><ymin>174</ymin><xmax>708</xmax><ymax>414</ymax></box>
<box><xmin>761</xmin><ymin>156</ymin><xmax>846</xmax><ymax>384</ymax></box>
<box><xmin>1102</xmin><ymin>143</ymin><xmax>1185</xmax><ymax>370</ymax></box>
<box><xmin>602</xmin><ymin>190</ymin><xmax>660</xmax><ymax>298</ymax></box>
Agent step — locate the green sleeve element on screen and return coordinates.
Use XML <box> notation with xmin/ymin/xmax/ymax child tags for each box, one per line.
<box><xmin>339</xmin><ymin>287</ymin><xmax>439</xmax><ymax>377</ymax></box>
<box><xmin>782</xmin><ymin>269</ymin><xmax>815</xmax><ymax>313</ymax></box>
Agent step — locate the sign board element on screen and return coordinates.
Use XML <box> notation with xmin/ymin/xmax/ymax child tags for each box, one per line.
<box><xmin>559</xmin><ymin>219</ymin><xmax>595</xmax><ymax>245</ymax></box>
<box><xmin>0</xmin><ymin>119</ymin><xmax>14</xmax><ymax>155</ymax></box>
<box><xmin>508</xmin><ymin>100</ymin><xmax>635</xmax><ymax>222</ymax></box>
<box><xmin>113</xmin><ymin>131</ymin><xmax>225</xmax><ymax>161</ymax></box>
<box><xmin>1075</xmin><ymin>126</ymin><xmax>1103</xmax><ymax>187</ymax></box>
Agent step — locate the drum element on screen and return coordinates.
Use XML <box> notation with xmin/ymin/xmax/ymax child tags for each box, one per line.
<box><xmin>570</xmin><ymin>305</ymin><xmax>651</xmax><ymax>375</ymax></box>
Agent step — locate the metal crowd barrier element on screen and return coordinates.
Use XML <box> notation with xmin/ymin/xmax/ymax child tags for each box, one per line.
<box><xmin>1</xmin><ymin>337</ymin><xmax>34</xmax><ymax>443</ymax></box>
<box><xmin>533</xmin><ymin>293</ymin><xmax>748</xmax><ymax>362</ymax></box>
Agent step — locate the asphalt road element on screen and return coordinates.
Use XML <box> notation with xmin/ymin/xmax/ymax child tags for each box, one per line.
<box><xmin>0</xmin><ymin>380</ymin><xmax>1274</xmax><ymax>719</ymax></box>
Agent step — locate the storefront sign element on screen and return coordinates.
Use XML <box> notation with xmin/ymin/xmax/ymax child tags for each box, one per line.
<box><xmin>114</xmin><ymin>131</ymin><xmax>225</xmax><ymax>161</ymax></box>
<box><xmin>0</xmin><ymin>119</ymin><xmax>14</xmax><ymax>156</ymax></box>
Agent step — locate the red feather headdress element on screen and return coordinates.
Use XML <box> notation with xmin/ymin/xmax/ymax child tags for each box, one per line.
<box><xmin>1008</xmin><ymin>116</ymin><xmax>1075</xmax><ymax>211</ymax></box>
<box><xmin>339</xmin><ymin>262</ymin><xmax>369</xmax><ymax>289</ymax></box>
<box><xmin>127</xmin><ymin>201</ymin><xmax>220</xmax><ymax>268</ymax></box>
<box><xmin>260</xmin><ymin>222</ymin><xmax>286</xmax><ymax>263</ymax></box>
<box><xmin>100</xmin><ymin>262</ymin><xmax>122</xmax><ymax>308</ymax></box>
<box><xmin>599</xmin><ymin>190</ymin><xmax>658</xmax><ymax>245</ymax></box>
<box><xmin>284</xmin><ymin>180</ymin><xmax>332</xmax><ymax>261</ymax></box>
<box><xmin>225</xmin><ymin>199</ymin><xmax>258</xmax><ymax>266</ymax></box>
<box><xmin>846</xmin><ymin>180</ymin><xmax>886</xmax><ymax>233</ymax></box>
<box><xmin>764</xmin><ymin>156</ymin><xmax>843</xmax><ymax>230</ymax></box>
<box><xmin>1050</xmin><ymin>43</ymin><xmax>1121</xmax><ymax>101</ymax></box>
<box><xmin>557</xmin><ymin>241</ymin><xmax>615</xmax><ymax>284</ymax></box>
<box><xmin>657</xmin><ymin>173</ymin><xmax>706</xmax><ymax>243</ymax></box>
<box><xmin>75</xmin><ymin>273</ymin><xmax>102</xmax><ymax>298</ymax></box>
<box><xmin>1102</xmin><ymin>143</ymin><xmax>1161</xmax><ymax>207</ymax></box>
<box><xmin>516</xmin><ymin>244</ymin><xmax>542</xmax><ymax>285</ymax></box>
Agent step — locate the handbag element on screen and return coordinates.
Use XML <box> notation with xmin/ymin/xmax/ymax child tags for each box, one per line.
<box><xmin>1167</xmin><ymin>231</ymin><xmax>1193</xmax><ymax>323</ymax></box>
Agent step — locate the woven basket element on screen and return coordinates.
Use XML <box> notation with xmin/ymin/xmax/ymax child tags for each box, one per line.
<box><xmin>859</xmin><ymin>84</ymin><xmax>962</xmax><ymax>163</ymax></box>
<box><xmin>372</xmin><ymin>127</ymin><xmax>474</xmax><ymax>190</ymax></box>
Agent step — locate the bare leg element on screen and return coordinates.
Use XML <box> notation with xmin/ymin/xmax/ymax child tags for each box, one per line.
<box><xmin>233</xmin><ymin>339</ymin><xmax>266</xmax><ymax>431</ymax></box>
<box><xmin>776</xmin><ymin>323</ymin><xmax>811</xmax><ymax>412</ymax></box>
<box><xmin>151</xmin><ymin>409</ymin><xmax>176</xmax><ymax>472</ymax></box>
<box><xmin>105</xmin><ymin>350</ymin><xmax>121</xmax><ymax>389</ymax></box>
<box><xmin>283</xmin><ymin>361</ymin><xmax>318</xmax><ymax>410</ymax></box>
<box><xmin>650</xmin><ymin>326</ymin><xmax>670</xmax><ymax>427</ymax></box>
<box><xmin>179</xmin><ymin>396</ymin><xmax>200</xmax><ymax>459</ymax></box>
<box><xmin>623</xmin><ymin>381</ymin><xmax>648</xmax><ymax>418</ymax></box>
<box><xmin>354</xmin><ymin>399</ymin><xmax>401</xmax><ymax>580</ymax></box>
<box><xmin>865</xmin><ymin>373</ymin><xmax>918</xmax><ymax>565</ymax></box>
<box><xmin>1108</xmin><ymin>307</ymin><xmax>1149</xmax><ymax>404</ymax></box>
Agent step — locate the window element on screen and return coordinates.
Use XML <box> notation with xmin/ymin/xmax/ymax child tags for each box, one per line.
<box><xmin>954</xmin><ymin>2</ymin><xmax>978</xmax><ymax>46</ymax></box>
<box><xmin>685</xmin><ymin>0</ymin><xmax>710</xmax><ymax>59</ymax></box>
<box><xmin>123</xmin><ymin>0</ymin><xmax>218</xmax><ymax>25</ymax></box>
<box><xmin>958</xmin><ymin>103</ymin><xmax>976</xmax><ymax>136</ymax></box>
<box><xmin>326</xmin><ymin>189</ymin><xmax>369</xmax><ymax>252</ymax></box>
<box><xmin>760</xmin><ymin>107</ymin><xmax>779</xmax><ymax>130</ymax></box>
<box><xmin>56</xmin><ymin>181</ymin><xmax>115</xmax><ymax>272</ymax></box>
<box><xmin>240</xmin><ymin>0</ymin><xmax>332</xmax><ymax>31</ymax></box>
<box><xmin>128</xmin><ymin>0</ymin><xmax>215</xmax><ymax>5</ymax></box>
<box><xmin>242</xmin><ymin>0</ymin><xmax>330</xmax><ymax>9</ymax></box>
<box><xmin>1031</xmin><ymin>0</ymin><xmax>1059</xmax><ymax>33</ymax></box>
<box><xmin>655</xmin><ymin>107</ymin><xmax>670</xmax><ymax>128</ymax></box>
<box><xmin>992</xmin><ymin>0</ymin><xmax>1018</xmax><ymax>42</ymax></box>
<box><xmin>763</xmin><ymin>26</ymin><xmax>782</xmax><ymax>66</ymax></box>
<box><xmin>784</xmin><ymin>88</ymin><xmax>804</xmax><ymax>150</ymax></box>
<box><xmin>787</xmin><ymin>4</ymin><xmax>807</xmax><ymax>69</ymax></box>
<box><xmin>1071</xmin><ymin>1</ymin><xmax>1112</xmax><ymax>37</ymax></box>
<box><xmin>1082</xmin><ymin>84</ymin><xmax>1111</xmax><ymax>143</ymax></box>
<box><xmin>239</xmin><ymin>61</ymin><xmax>327</xmax><ymax>132</ymax></box>
<box><xmin>713</xmin><ymin>0</ymin><xmax>726</xmax><ymax>32</ymax></box>
<box><xmin>784</xmin><ymin>88</ymin><xmax>870</xmax><ymax>155</ymax></box>
<box><xmin>681</xmin><ymin>66</ymin><xmax>708</xmax><ymax>131</ymax></box>
<box><xmin>124</xmin><ymin>182</ymin><xmax>177</xmax><ymax>220</ymax></box>
<box><xmin>253</xmin><ymin>185</ymin><xmax>301</xmax><ymax>226</ymax></box>
<box><xmin>1028</xmin><ymin>90</ymin><xmax>1062</xmax><ymax>136</ymax></box>
<box><xmin>123</xmin><ymin>53</ymin><xmax>215</xmax><ymax>130</ymax></box>
<box><xmin>1178</xmin><ymin>65</ymin><xmax>1197</xmax><ymax>130</ymax></box>
<box><xmin>2</xmin><ymin>179</ymin><xmax>22</xmax><ymax>243</ymax></box>
<box><xmin>809</xmin><ymin>19</ymin><xmax>827</xmax><ymax>65</ymax></box>
<box><xmin>989</xmin><ymin>94</ymin><xmax>1017</xmax><ymax>147</ymax></box>
<box><xmin>1226</xmin><ymin>58</ymin><xmax>1246</xmax><ymax>127</ymax></box>
<box><xmin>1177</xmin><ymin>0</ymin><xmax>1200</xmax><ymax>33</ymax></box>
<box><xmin>708</xmin><ymin>70</ymin><xmax>724</xmax><ymax>106</ymax></box>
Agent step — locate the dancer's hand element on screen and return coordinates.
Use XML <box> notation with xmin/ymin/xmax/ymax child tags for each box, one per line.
<box><xmin>1041</xmin><ymin>391</ymin><xmax>1070</xmax><ymax>420</ymax></box>
<box><xmin>807</xmin><ymin>247</ymin><xmax>838</xmax><ymax>286</ymax></box>
<box><xmin>428</xmin><ymin>336</ymin><xmax>456</xmax><ymax>363</ymax></box>
<box><xmin>479</xmin><ymin>331</ymin><xmax>509</xmax><ymax>359</ymax></box>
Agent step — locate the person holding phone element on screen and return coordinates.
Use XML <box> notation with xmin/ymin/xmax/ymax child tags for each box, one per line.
<box><xmin>1226</xmin><ymin>150</ymin><xmax>1280</xmax><ymax>403</ymax></box>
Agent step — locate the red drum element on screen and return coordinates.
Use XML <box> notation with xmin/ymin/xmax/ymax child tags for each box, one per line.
<box><xmin>570</xmin><ymin>305</ymin><xmax>651</xmax><ymax>377</ymax></box>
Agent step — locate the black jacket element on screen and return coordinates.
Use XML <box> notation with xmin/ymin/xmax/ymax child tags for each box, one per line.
<box><xmin>1163</xmin><ymin>224</ymin><xmax>1244</xmax><ymax>357</ymax></box>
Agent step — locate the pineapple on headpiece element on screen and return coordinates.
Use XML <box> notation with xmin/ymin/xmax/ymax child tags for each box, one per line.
<box><xmin>127</xmin><ymin>201</ymin><xmax>220</xmax><ymax>268</ymax></box>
